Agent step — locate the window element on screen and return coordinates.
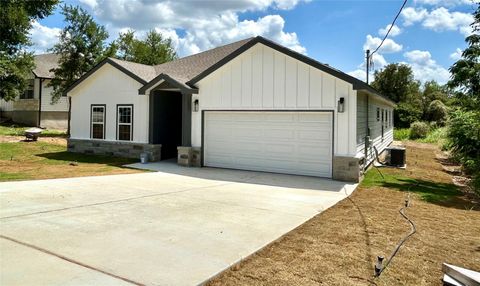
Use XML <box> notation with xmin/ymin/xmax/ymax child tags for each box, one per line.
<box><xmin>91</xmin><ymin>105</ymin><xmax>105</xmax><ymax>139</ymax></box>
<box><xmin>376</xmin><ymin>108</ymin><xmax>380</xmax><ymax>121</ymax></box>
<box><xmin>20</xmin><ymin>79</ymin><xmax>34</xmax><ymax>99</ymax></box>
<box><xmin>381</xmin><ymin>109</ymin><xmax>384</xmax><ymax>123</ymax></box>
<box><xmin>117</xmin><ymin>105</ymin><xmax>133</xmax><ymax>141</ymax></box>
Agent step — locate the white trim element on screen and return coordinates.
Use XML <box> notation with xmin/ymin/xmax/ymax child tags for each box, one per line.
<box><xmin>117</xmin><ymin>105</ymin><xmax>133</xmax><ymax>141</ymax></box>
<box><xmin>91</xmin><ymin>105</ymin><xmax>105</xmax><ymax>139</ymax></box>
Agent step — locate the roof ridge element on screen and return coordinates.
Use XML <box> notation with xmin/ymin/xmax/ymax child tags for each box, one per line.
<box><xmin>108</xmin><ymin>57</ymin><xmax>156</xmax><ymax>68</ymax></box>
<box><xmin>154</xmin><ymin>37</ymin><xmax>254</xmax><ymax>69</ymax></box>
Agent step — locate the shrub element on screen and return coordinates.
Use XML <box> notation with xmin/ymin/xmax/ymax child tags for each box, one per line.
<box><xmin>395</xmin><ymin>102</ymin><xmax>423</xmax><ymax>128</ymax></box>
<box><xmin>410</xmin><ymin>121</ymin><xmax>430</xmax><ymax>139</ymax></box>
<box><xmin>447</xmin><ymin>110</ymin><xmax>480</xmax><ymax>194</ymax></box>
<box><xmin>427</xmin><ymin>100</ymin><xmax>448</xmax><ymax>126</ymax></box>
<box><xmin>394</xmin><ymin>128</ymin><xmax>410</xmax><ymax>141</ymax></box>
<box><xmin>417</xmin><ymin>126</ymin><xmax>447</xmax><ymax>144</ymax></box>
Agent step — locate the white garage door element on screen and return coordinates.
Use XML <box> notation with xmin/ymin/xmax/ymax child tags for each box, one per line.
<box><xmin>204</xmin><ymin>111</ymin><xmax>333</xmax><ymax>177</ymax></box>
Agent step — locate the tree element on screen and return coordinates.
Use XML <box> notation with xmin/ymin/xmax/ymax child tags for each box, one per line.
<box><xmin>427</xmin><ymin>100</ymin><xmax>448</xmax><ymax>125</ymax></box>
<box><xmin>49</xmin><ymin>5</ymin><xmax>110</xmax><ymax>102</ymax></box>
<box><xmin>0</xmin><ymin>0</ymin><xmax>58</xmax><ymax>101</ymax></box>
<box><xmin>371</xmin><ymin>63</ymin><xmax>420</xmax><ymax>103</ymax></box>
<box><xmin>372</xmin><ymin>63</ymin><xmax>422</xmax><ymax>127</ymax></box>
<box><xmin>448</xmin><ymin>1</ymin><xmax>480</xmax><ymax>104</ymax></box>
<box><xmin>114</xmin><ymin>30</ymin><xmax>177</xmax><ymax>65</ymax></box>
<box><xmin>421</xmin><ymin>80</ymin><xmax>449</xmax><ymax>120</ymax></box>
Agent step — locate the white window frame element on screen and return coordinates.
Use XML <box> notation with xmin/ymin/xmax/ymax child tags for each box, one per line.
<box><xmin>117</xmin><ymin>105</ymin><xmax>133</xmax><ymax>141</ymax></box>
<box><xmin>91</xmin><ymin>105</ymin><xmax>106</xmax><ymax>139</ymax></box>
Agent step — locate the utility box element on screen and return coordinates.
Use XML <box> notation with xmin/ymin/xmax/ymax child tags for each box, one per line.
<box><xmin>386</xmin><ymin>146</ymin><xmax>406</xmax><ymax>167</ymax></box>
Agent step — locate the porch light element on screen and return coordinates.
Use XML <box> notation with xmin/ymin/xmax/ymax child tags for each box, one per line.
<box><xmin>337</xmin><ymin>97</ymin><xmax>345</xmax><ymax>113</ymax></box>
<box><xmin>194</xmin><ymin>99</ymin><xmax>199</xmax><ymax>112</ymax></box>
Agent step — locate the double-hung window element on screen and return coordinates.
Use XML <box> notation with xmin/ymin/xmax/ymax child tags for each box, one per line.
<box><xmin>91</xmin><ymin>105</ymin><xmax>105</xmax><ymax>139</ymax></box>
<box><xmin>117</xmin><ymin>105</ymin><xmax>133</xmax><ymax>141</ymax></box>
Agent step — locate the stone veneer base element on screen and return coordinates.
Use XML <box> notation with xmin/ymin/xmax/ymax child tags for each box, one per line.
<box><xmin>332</xmin><ymin>155</ymin><xmax>364</xmax><ymax>183</ymax></box>
<box><xmin>67</xmin><ymin>139</ymin><xmax>162</xmax><ymax>162</ymax></box>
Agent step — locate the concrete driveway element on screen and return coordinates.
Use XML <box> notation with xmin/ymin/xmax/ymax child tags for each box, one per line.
<box><xmin>0</xmin><ymin>162</ymin><xmax>356</xmax><ymax>286</ymax></box>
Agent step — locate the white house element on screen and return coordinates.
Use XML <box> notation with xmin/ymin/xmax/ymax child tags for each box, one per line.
<box><xmin>66</xmin><ymin>37</ymin><xmax>395</xmax><ymax>182</ymax></box>
<box><xmin>0</xmin><ymin>54</ymin><xmax>69</xmax><ymax>130</ymax></box>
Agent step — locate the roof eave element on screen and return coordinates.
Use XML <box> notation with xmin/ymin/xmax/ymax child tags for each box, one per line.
<box><xmin>64</xmin><ymin>58</ymin><xmax>148</xmax><ymax>95</ymax></box>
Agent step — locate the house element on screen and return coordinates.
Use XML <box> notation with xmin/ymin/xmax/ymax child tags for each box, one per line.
<box><xmin>0</xmin><ymin>54</ymin><xmax>69</xmax><ymax>130</ymax></box>
<box><xmin>66</xmin><ymin>36</ymin><xmax>395</xmax><ymax>182</ymax></box>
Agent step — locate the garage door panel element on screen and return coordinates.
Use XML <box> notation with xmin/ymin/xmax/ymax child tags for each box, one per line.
<box><xmin>204</xmin><ymin>111</ymin><xmax>333</xmax><ymax>178</ymax></box>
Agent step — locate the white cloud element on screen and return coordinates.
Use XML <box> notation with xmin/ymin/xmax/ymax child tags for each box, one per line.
<box><xmin>348</xmin><ymin>69</ymin><xmax>366</xmax><ymax>82</ymax></box>
<box><xmin>378</xmin><ymin>24</ymin><xmax>402</xmax><ymax>37</ymax></box>
<box><xmin>78</xmin><ymin>0</ymin><xmax>308</xmax><ymax>57</ymax></box>
<box><xmin>422</xmin><ymin>7</ymin><xmax>473</xmax><ymax>35</ymax></box>
<box><xmin>402</xmin><ymin>6</ymin><xmax>474</xmax><ymax>36</ymax></box>
<box><xmin>29</xmin><ymin>21</ymin><xmax>61</xmax><ymax>54</ymax></box>
<box><xmin>413</xmin><ymin>0</ymin><xmax>472</xmax><ymax>7</ymax></box>
<box><xmin>404</xmin><ymin>49</ymin><xmax>450</xmax><ymax>83</ymax></box>
<box><xmin>449</xmin><ymin>48</ymin><xmax>462</xmax><ymax>60</ymax></box>
<box><xmin>401</xmin><ymin>7</ymin><xmax>428</xmax><ymax>26</ymax></box>
<box><xmin>363</xmin><ymin>35</ymin><xmax>403</xmax><ymax>53</ymax></box>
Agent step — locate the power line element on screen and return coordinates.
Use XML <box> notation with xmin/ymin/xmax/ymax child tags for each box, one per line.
<box><xmin>366</xmin><ymin>0</ymin><xmax>408</xmax><ymax>83</ymax></box>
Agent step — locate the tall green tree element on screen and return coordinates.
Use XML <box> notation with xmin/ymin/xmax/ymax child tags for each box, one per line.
<box><xmin>421</xmin><ymin>80</ymin><xmax>449</xmax><ymax>120</ymax></box>
<box><xmin>371</xmin><ymin>63</ymin><xmax>420</xmax><ymax>103</ymax></box>
<box><xmin>372</xmin><ymin>63</ymin><xmax>422</xmax><ymax>127</ymax></box>
<box><xmin>446</xmin><ymin>1</ymin><xmax>480</xmax><ymax>192</ymax></box>
<box><xmin>0</xmin><ymin>0</ymin><xmax>58</xmax><ymax>101</ymax></box>
<box><xmin>49</xmin><ymin>5</ymin><xmax>110</xmax><ymax>102</ymax></box>
<box><xmin>448</xmin><ymin>1</ymin><xmax>480</xmax><ymax>106</ymax></box>
<box><xmin>114</xmin><ymin>30</ymin><xmax>177</xmax><ymax>65</ymax></box>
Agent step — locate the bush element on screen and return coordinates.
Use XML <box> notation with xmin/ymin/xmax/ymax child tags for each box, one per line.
<box><xmin>410</xmin><ymin>121</ymin><xmax>430</xmax><ymax>139</ymax></box>
<box><xmin>395</xmin><ymin>102</ymin><xmax>423</xmax><ymax>128</ymax></box>
<box><xmin>447</xmin><ymin>110</ymin><xmax>480</xmax><ymax>194</ymax></box>
<box><xmin>394</xmin><ymin>128</ymin><xmax>410</xmax><ymax>140</ymax></box>
<box><xmin>427</xmin><ymin>100</ymin><xmax>448</xmax><ymax>125</ymax></box>
<box><xmin>417</xmin><ymin>126</ymin><xmax>447</xmax><ymax>144</ymax></box>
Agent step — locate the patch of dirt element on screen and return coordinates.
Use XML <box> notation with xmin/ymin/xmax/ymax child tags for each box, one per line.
<box><xmin>208</xmin><ymin>143</ymin><xmax>480</xmax><ymax>286</ymax></box>
<box><xmin>0</xmin><ymin>135</ymin><xmax>67</xmax><ymax>146</ymax></box>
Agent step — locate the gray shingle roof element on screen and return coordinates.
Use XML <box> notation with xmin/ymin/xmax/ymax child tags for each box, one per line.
<box><xmin>32</xmin><ymin>54</ymin><xmax>60</xmax><ymax>78</ymax></box>
<box><xmin>108</xmin><ymin>37</ymin><xmax>253</xmax><ymax>84</ymax></box>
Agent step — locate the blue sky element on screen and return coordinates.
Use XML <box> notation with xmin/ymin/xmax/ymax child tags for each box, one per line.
<box><xmin>30</xmin><ymin>0</ymin><xmax>478</xmax><ymax>85</ymax></box>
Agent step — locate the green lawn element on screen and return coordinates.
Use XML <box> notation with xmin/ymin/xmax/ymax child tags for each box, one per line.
<box><xmin>0</xmin><ymin>141</ymin><xmax>144</xmax><ymax>182</ymax></box>
<box><xmin>394</xmin><ymin>126</ymin><xmax>447</xmax><ymax>145</ymax></box>
<box><xmin>0</xmin><ymin>122</ymin><xmax>66</xmax><ymax>137</ymax></box>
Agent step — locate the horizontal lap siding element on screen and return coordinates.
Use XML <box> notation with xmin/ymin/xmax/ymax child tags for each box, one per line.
<box><xmin>356</xmin><ymin>95</ymin><xmax>394</xmax><ymax>164</ymax></box>
<box><xmin>193</xmin><ymin>43</ymin><xmax>357</xmax><ymax>157</ymax></box>
<box><xmin>41</xmin><ymin>79</ymin><xmax>69</xmax><ymax>112</ymax></box>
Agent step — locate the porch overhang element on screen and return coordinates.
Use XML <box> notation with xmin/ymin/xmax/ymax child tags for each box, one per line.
<box><xmin>139</xmin><ymin>73</ymin><xmax>198</xmax><ymax>95</ymax></box>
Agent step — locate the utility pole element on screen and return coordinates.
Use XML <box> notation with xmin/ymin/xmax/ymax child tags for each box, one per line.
<box><xmin>366</xmin><ymin>49</ymin><xmax>370</xmax><ymax>84</ymax></box>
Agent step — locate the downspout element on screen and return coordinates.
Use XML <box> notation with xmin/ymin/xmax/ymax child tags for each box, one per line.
<box><xmin>67</xmin><ymin>96</ymin><xmax>72</xmax><ymax>137</ymax></box>
<box><xmin>38</xmin><ymin>78</ymin><xmax>43</xmax><ymax>128</ymax></box>
<box><xmin>364</xmin><ymin>93</ymin><xmax>370</xmax><ymax>166</ymax></box>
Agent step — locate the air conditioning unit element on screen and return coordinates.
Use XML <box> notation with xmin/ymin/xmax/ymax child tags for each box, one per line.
<box><xmin>385</xmin><ymin>146</ymin><xmax>406</xmax><ymax>167</ymax></box>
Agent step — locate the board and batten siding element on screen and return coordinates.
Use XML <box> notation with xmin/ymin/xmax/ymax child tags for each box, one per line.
<box><xmin>356</xmin><ymin>92</ymin><xmax>394</xmax><ymax>164</ymax></box>
<box><xmin>69</xmin><ymin>63</ymin><xmax>149</xmax><ymax>143</ymax></box>
<box><xmin>192</xmin><ymin>43</ymin><xmax>358</xmax><ymax>157</ymax></box>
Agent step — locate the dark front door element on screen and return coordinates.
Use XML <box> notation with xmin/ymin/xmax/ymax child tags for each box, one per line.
<box><xmin>149</xmin><ymin>91</ymin><xmax>182</xmax><ymax>160</ymax></box>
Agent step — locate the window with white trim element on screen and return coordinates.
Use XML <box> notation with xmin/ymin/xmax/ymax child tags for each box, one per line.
<box><xmin>91</xmin><ymin>105</ymin><xmax>105</xmax><ymax>139</ymax></box>
<box><xmin>117</xmin><ymin>105</ymin><xmax>133</xmax><ymax>141</ymax></box>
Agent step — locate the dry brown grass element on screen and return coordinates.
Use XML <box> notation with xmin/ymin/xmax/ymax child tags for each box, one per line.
<box><xmin>209</xmin><ymin>142</ymin><xmax>480</xmax><ymax>286</ymax></box>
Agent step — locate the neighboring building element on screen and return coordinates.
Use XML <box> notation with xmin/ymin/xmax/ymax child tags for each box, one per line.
<box><xmin>66</xmin><ymin>36</ymin><xmax>395</xmax><ymax>182</ymax></box>
<box><xmin>0</xmin><ymin>54</ymin><xmax>69</xmax><ymax>130</ymax></box>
